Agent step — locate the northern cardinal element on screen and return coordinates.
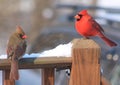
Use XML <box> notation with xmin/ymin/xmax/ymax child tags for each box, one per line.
<box><xmin>74</xmin><ymin>9</ymin><xmax>117</xmax><ymax>47</ymax></box>
<box><xmin>7</xmin><ymin>26</ymin><xmax>27</xmax><ymax>80</ymax></box>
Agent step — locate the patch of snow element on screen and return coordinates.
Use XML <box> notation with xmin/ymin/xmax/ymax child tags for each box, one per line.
<box><xmin>39</xmin><ymin>42</ymin><xmax>72</xmax><ymax>57</ymax></box>
<box><xmin>0</xmin><ymin>42</ymin><xmax>72</xmax><ymax>59</ymax></box>
<box><xmin>0</xmin><ymin>55</ymin><xmax>7</xmax><ymax>59</ymax></box>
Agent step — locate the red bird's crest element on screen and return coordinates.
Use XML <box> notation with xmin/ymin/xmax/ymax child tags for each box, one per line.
<box><xmin>79</xmin><ymin>9</ymin><xmax>88</xmax><ymax>15</ymax></box>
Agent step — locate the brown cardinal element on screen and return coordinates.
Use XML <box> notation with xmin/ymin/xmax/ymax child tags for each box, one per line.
<box><xmin>6</xmin><ymin>26</ymin><xmax>27</xmax><ymax>80</ymax></box>
<box><xmin>74</xmin><ymin>9</ymin><xmax>117</xmax><ymax>47</ymax></box>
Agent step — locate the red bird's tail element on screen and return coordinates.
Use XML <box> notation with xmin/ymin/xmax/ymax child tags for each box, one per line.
<box><xmin>10</xmin><ymin>59</ymin><xmax>19</xmax><ymax>80</ymax></box>
<box><xmin>101</xmin><ymin>36</ymin><xmax>117</xmax><ymax>47</ymax></box>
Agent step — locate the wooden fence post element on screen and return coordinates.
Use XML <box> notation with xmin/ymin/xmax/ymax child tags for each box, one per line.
<box><xmin>42</xmin><ymin>68</ymin><xmax>54</xmax><ymax>85</ymax></box>
<box><xmin>2</xmin><ymin>70</ymin><xmax>15</xmax><ymax>85</ymax></box>
<box><xmin>69</xmin><ymin>39</ymin><xmax>101</xmax><ymax>85</ymax></box>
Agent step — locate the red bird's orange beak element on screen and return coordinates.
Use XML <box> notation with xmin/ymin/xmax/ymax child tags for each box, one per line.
<box><xmin>22</xmin><ymin>35</ymin><xmax>27</xmax><ymax>39</ymax></box>
<box><xmin>74</xmin><ymin>15</ymin><xmax>80</xmax><ymax>19</ymax></box>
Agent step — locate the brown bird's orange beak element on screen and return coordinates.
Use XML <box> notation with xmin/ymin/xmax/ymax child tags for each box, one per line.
<box><xmin>74</xmin><ymin>15</ymin><xmax>80</xmax><ymax>19</ymax></box>
<box><xmin>22</xmin><ymin>35</ymin><xmax>27</xmax><ymax>39</ymax></box>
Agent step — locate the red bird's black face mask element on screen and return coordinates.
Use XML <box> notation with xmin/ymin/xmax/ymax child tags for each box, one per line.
<box><xmin>74</xmin><ymin>14</ymin><xmax>83</xmax><ymax>21</ymax></box>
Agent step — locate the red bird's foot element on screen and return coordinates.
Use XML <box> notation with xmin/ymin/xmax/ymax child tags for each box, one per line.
<box><xmin>82</xmin><ymin>37</ymin><xmax>89</xmax><ymax>40</ymax></box>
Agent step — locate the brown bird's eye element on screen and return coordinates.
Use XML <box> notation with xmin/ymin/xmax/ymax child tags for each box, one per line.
<box><xmin>19</xmin><ymin>34</ymin><xmax>23</xmax><ymax>38</ymax></box>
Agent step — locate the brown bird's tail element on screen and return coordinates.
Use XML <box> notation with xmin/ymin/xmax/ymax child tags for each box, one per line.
<box><xmin>10</xmin><ymin>59</ymin><xmax>19</xmax><ymax>80</ymax></box>
<box><xmin>100</xmin><ymin>36</ymin><xmax>117</xmax><ymax>47</ymax></box>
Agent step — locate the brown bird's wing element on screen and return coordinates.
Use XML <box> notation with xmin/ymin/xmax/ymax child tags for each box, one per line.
<box><xmin>7</xmin><ymin>33</ymin><xmax>16</xmax><ymax>59</ymax></box>
<box><xmin>88</xmin><ymin>18</ymin><xmax>104</xmax><ymax>33</ymax></box>
<box><xmin>7</xmin><ymin>46</ymin><xmax>14</xmax><ymax>59</ymax></box>
<box><xmin>15</xmin><ymin>40</ymin><xmax>27</xmax><ymax>59</ymax></box>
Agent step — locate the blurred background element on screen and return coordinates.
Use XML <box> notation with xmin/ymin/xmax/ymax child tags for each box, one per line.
<box><xmin>0</xmin><ymin>0</ymin><xmax>120</xmax><ymax>85</ymax></box>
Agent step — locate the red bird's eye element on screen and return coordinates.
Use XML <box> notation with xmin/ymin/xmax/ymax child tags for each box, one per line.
<box><xmin>78</xmin><ymin>14</ymin><xmax>82</xmax><ymax>17</ymax></box>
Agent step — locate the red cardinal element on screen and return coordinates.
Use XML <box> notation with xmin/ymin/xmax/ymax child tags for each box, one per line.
<box><xmin>74</xmin><ymin>9</ymin><xmax>117</xmax><ymax>47</ymax></box>
<box><xmin>7</xmin><ymin>26</ymin><xmax>27</xmax><ymax>80</ymax></box>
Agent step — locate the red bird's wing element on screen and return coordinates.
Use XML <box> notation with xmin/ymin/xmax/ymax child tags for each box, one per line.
<box><xmin>88</xmin><ymin>18</ymin><xmax>104</xmax><ymax>33</ymax></box>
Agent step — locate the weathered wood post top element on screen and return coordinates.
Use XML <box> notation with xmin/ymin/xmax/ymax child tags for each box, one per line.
<box><xmin>70</xmin><ymin>38</ymin><xmax>101</xmax><ymax>85</ymax></box>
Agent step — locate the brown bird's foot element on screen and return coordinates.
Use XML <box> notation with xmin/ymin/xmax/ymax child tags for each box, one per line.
<box><xmin>14</xmin><ymin>57</ymin><xmax>19</xmax><ymax>61</ymax></box>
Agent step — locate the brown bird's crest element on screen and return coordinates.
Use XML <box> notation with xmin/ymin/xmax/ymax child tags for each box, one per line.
<box><xmin>16</xmin><ymin>26</ymin><xmax>25</xmax><ymax>34</ymax></box>
<box><xmin>16</xmin><ymin>26</ymin><xmax>27</xmax><ymax>39</ymax></box>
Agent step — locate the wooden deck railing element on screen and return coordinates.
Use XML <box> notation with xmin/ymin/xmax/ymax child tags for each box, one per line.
<box><xmin>0</xmin><ymin>39</ymin><xmax>111</xmax><ymax>85</ymax></box>
<box><xmin>0</xmin><ymin>57</ymin><xmax>71</xmax><ymax>85</ymax></box>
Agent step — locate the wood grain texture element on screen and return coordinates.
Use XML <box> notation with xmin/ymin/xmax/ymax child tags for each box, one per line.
<box><xmin>69</xmin><ymin>39</ymin><xmax>101</xmax><ymax>85</ymax></box>
<box><xmin>42</xmin><ymin>68</ymin><xmax>54</xmax><ymax>85</ymax></box>
<box><xmin>3</xmin><ymin>70</ymin><xmax>15</xmax><ymax>85</ymax></box>
<box><xmin>0</xmin><ymin>57</ymin><xmax>71</xmax><ymax>85</ymax></box>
